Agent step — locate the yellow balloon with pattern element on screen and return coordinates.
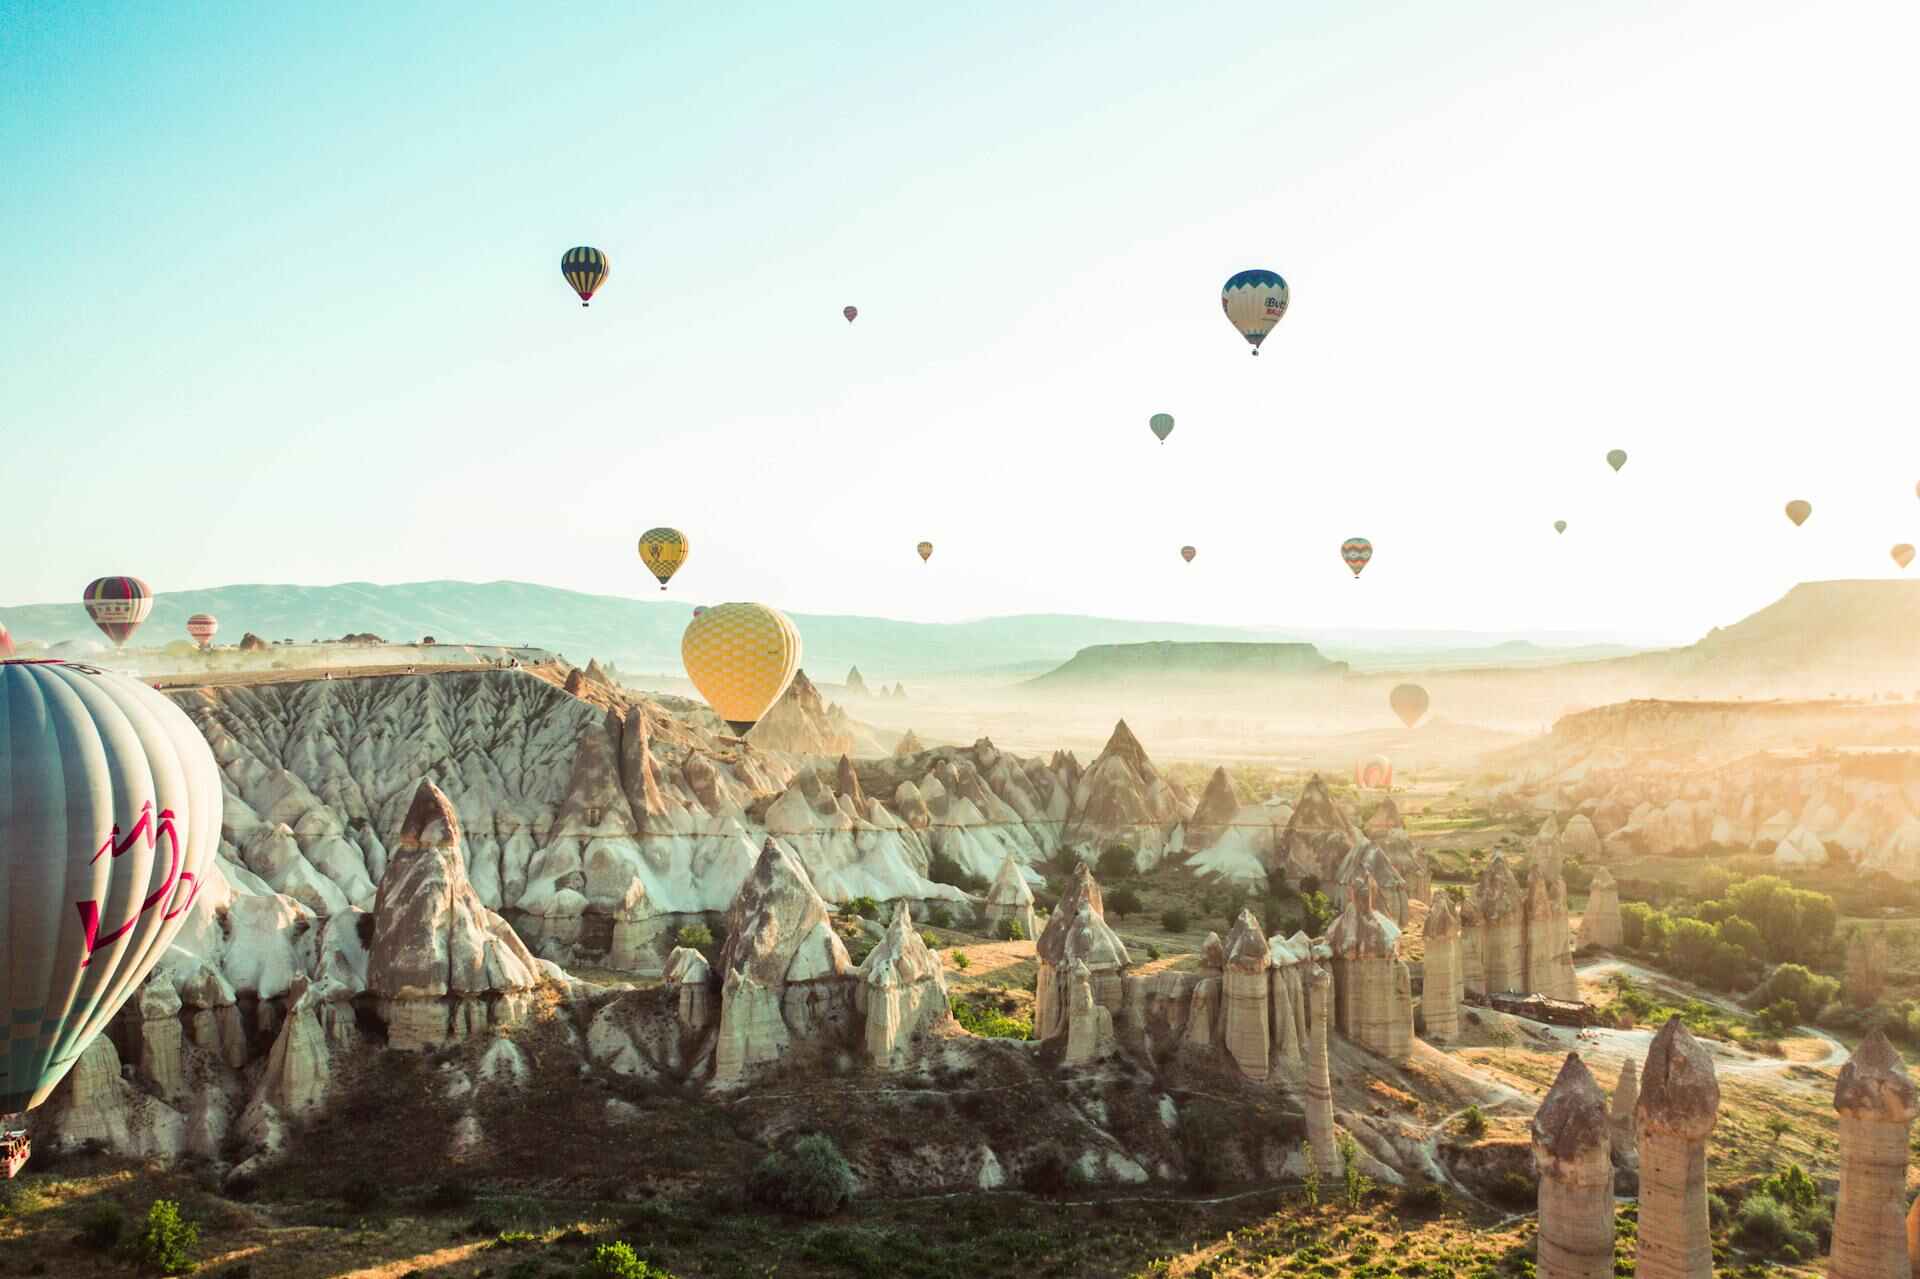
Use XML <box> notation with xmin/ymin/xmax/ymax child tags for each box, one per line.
<box><xmin>638</xmin><ymin>528</ymin><xmax>689</xmax><ymax>590</ymax></box>
<box><xmin>681</xmin><ymin>602</ymin><xmax>801</xmax><ymax>736</ymax></box>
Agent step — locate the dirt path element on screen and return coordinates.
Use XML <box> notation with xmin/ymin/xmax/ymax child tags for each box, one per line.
<box><xmin>1578</xmin><ymin>958</ymin><xmax>1848</xmax><ymax>1073</ymax></box>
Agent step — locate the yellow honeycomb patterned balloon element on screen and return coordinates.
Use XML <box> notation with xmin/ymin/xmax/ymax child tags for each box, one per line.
<box><xmin>681</xmin><ymin>602</ymin><xmax>800</xmax><ymax>734</ymax></box>
<box><xmin>638</xmin><ymin>527</ymin><xmax>688</xmax><ymax>589</ymax></box>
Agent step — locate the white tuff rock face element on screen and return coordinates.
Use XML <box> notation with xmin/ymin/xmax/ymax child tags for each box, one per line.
<box><xmin>1581</xmin><ymin>868</ymin><xmax>1622</xmax><ymax>949</ymax></box>
<box><xmin>1219</xmin><ymin>909</ymin><xmax>1272</xmax><ymax>1081</ymax></box>
<box><xmin>1326</xmin><ymin>877</ymin><xmax>1412</xmax><ymax>1062</ymax></box>
<box><xmin>1532</xmin><ymin>1053</ymin><xmax>1615</xmax><ymax>1279</ymax></box>
<box><xmin>1064</xmin><ymin>720</ymin><xmax>1193</xmax><ymax>869</ymax></box>
<box><xmin>983</xmin><ymin>851</ymin><xmax>1038</xmax><ymax>941</ymax></box>
<box><xmin>367</xmin><ymin>781</ymin><xmax>543</xmax><ymax>1050</ymax></box>
<box><xmin>857</xmin><ymin>902</ymin><xmax>951</xmax><ymax>1067</ymax></box>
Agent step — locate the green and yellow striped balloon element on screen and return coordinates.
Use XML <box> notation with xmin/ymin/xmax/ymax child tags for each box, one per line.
<box><xmin>638</xmin><ymin>528</ymin><xmax>688</xmax><ymax>590</ymax></box>
<box><xmin>562</xmin><ymin>246</ymin><xmax>608</xmax><ymax>307</ymax></box>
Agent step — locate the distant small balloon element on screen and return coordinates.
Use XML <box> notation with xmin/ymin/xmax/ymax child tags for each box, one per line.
<box><xmin>843</xmin><ymin>306</ymin><xmax>857</xmax><ymax>323</ymax></box>
<box><xmin>1606</xmin><ymin>449</ymin><xmax>1627</xmax><ymax>472</ymax></box>
<box><xmin>1785</xmin><ymin>500</ymin><xmax>1812</xmax><ymax>527</ymax></box>
<box><xmin>561</xmin><ymin>246</ymin><xmax>608</xmax><ymax>307</ymax></box>
<box><xmin>917</xmin><ymin>541</ymin><xmax>933</xmax><ymax>563</ymax></box>
<box><xmin>638</xmin><ymin>528</ymin><xmax>689</xmax><ymax>590</ymax></box>
<box><xmin>0</xmin><ymin>623</ymin><xmax>12</xmax><ymax>659</ymax></box>
<box><xmin>185</xmin><ymin>614</ymin><xmax>218</xmax><ymax>651</ymax></box>
<box><xmin>1341</xmin><ymin>538</ymin><xmax>1373</xmax><ymax>578</ymax></box>
<box><xmin>1149</xmin><ymin>413</ymin><xmax>1174</xmax><ymax>443</ymax></box>
<box><xmin>1390</xmin><ymin>683</ymin><xmax>1430</xmax><ymax>729</ymax></box>
<box><xmin>1355</xmin><ymin>754</ymin><xmax>1393</xmax><ymax>789</ymax></box>
<box><xmin>1894</xmin><ymin>544</ymin><xmax>1915</xmax><ymax>570</ymax></box>
<box><xmin>1180</xmin><ymin>545</ymin><xmax>1196</xmax><ymax>563</ymax></box>
<box><xmin>1553</xmin><ymin>520</ymin><xmax>1567</xmax><ymax>534</ymax></box>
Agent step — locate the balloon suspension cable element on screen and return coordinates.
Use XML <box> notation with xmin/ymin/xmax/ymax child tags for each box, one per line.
<box><xmin>582</xmin><ymin>301</ymin><xmax>589</xmax><ymax>308</ymax></box>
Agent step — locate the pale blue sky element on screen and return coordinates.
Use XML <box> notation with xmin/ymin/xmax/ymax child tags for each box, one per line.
<box><xmin>4</xmin><ymin>0</ymin><xmax>1916</xmax><ymax>642</ymax></box>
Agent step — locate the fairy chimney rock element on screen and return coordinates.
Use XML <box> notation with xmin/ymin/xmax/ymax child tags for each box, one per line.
<box><xmin>1634</xmin><ymin>1017</ymin><xmax>1720</xmax><ymax>1279</ymax></box>
<box><xmin>1830</xmin><ymin>1030</ymin><xmax>1917</xmax><ymax>1279</ymax></box>
<box><xmin>1532</xmin><ymin>1053</ymin><xmax>1616</xmax><ymax>1279</ymax></box>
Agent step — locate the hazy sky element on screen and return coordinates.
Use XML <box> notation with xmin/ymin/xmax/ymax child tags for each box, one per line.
<box><xmin>4</xmin><ymin>0</ymin><xmax>1915</xmax><ymax>644</ymax></box>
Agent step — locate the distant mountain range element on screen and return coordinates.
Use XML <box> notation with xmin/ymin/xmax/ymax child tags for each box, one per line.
<box><xmin>12</xmin><ymin>577</ymin><xmax>1893</xmax><ymax>687</ymax></box>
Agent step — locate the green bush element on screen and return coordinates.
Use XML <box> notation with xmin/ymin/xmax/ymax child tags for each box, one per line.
<box><xmin>1106</xmin><ymin>887</ymin><xmax>1143</xmax><ymax>920</ymax></box>
<box><xmin>952</xmin><ymin>998</ymin><xmax>1031</xmax><ymax>1040</ymax></box>
<box><xmin>952</xmin><ymin>951</ymin><xmax>970</xmax><ymax>970</ymax></box>
<box><xmin>841</xmin><ymin>896</ymin><xmax>881</xmax><ymax>922</ymax></box>
<box><xmin>580</xmin><ymin>1240</ymin><xmax>677</xmax><ymax>1278</ymax></box>
<box><xmin>921</xmin><ymin>931</ymin><xmax>939</xmax><ymax>950</ymax></box>
<box><xmin>1300</xmin><ymin>891</ymin><xmax>1334</xmax><ymax>937</ymax></box>
<box><xmin>1146</xmin><ymin>945</ymin><xmax>1161</xmax><ymax>962</ymax></box>
<box><xmin>1732</xmin><ymin>1193</ymin><xmax>1815</xmax><ymax>1260</ymax></box>
<box><xmin>337</xmin><ymin>1175</ymin><xmax>385</xmax><ymax>1211</ymax></box>
<box><xmin>1159</xmin><ymin>908</ymin><xmax>1190</xmax><ymax>933</ymax></box>
<box><xmin>926</xmin><ymin>905</ymin><xmax>952</xmax><ymax>930</ymax></box>
<box><xmin>419</xmin><ymin>1178</ymin><xmax>476</xmax><ymax>1211</ymax></box>
<box><xmin>1458</xmin><ymin>1105</ymin><xmax>1487</xmax><ymax>1139</ymax></box>
<box><xmin>126</xmin><ymin>1199</ymin><xmax>199</xmax><ymax>1275</ymax></box>
<box><xmin>928</xmin><ymin>851</ymin><xmax>988</xmax><ymax>895</ymax></box>
<box><xmin>76</xmin><ymin>1201</ymin><xmax>125</xmax><ymax>1252</ymax></box>
<box><xmin>674</xmin><ymin>923</ymin><xmax>713</xmax><ymax>950</ymax></box>
<box><xmin>1096</xmin><ymin>845</ymin><xmax>1136</xmax><ymax>882</ymax></box>
<box><xmin>995</xmin><ymin>918</ymin><xmax>1025</xmax><ymax>942</ymax></box>
<box><xmin>1750</xmin><ymin>964</ymin><xmax>1839</xmax><ymax>1024</ymax></box>
<box><xmin>746</xmin><ymin>1135</ymin><xmax>856</xmax><ymax>1218</ymax></box>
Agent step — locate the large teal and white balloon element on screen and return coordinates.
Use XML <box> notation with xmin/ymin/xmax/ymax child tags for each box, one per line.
<box><xmin>1</xmin><ymin>660</ymin><xmax>220</xmax><ymax>1114</ymax></box>
<box><xmin>1221</xmin><ymin>269</ymin><xmax>1289</xmax><ymax>355</ymax></box>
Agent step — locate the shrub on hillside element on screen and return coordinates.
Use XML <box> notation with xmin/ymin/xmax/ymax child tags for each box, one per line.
<box><xmin>746</xmin><ymin>1135</ymin><xmax>856</xmax><ymax>1218</ymax></box>
<box><xmin>1159</xmin><ymin>907</ymin><xmax>1190</xmax><ymax>933</ymax></box>
<box><xmin>674</xmin><ymin>923</ymin><xmax>713</xmax><ymax>950</ymax></box>
<box><xmin>952</xmin><ymin>951</ymin><xmax>970</xmax><ymax>970</ymax></box>
<box><xmin>995</xmin><ymin>918</ymin><xmax>1026</xmax><ymax>942</ymax></box>
<box><xmin>75</xmin><ymin>1202</ymin><xmax>124</xmax><ymax>1252</ymax></box>
<box><xmin>1096</xmin><ymin>845</ymin><xmax>1136</xmax><ymax>882</ymax></box>
<box><xmin>1749</xmin><ymin>964</ymin><xmax>1839</xmax><ymax>1024</ymax></box>
<box><xmin>841</xmin><ymin>896</ymin><xmax>881</xmax><ymax>922</ymax></box>
<box><xmin>928</xmin><ymin>850</ymin><xmax>988</xmax><ymax>894</ymax></box>
<box><xmin>127</xmin><ymin>1199</ymin><xmax>199</xmax><ymax>1276</ymax></box>
<box><xmin>1107</xmin><ymin>887</ymin><xmax>1143</xmax><ymax>920</ymax></box>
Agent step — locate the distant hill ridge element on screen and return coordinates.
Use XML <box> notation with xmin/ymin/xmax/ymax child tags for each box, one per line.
<box><xmin>1028</xmin><ymin>640</ymin><xmax>1345</xmax><ymax>685</ymax></box>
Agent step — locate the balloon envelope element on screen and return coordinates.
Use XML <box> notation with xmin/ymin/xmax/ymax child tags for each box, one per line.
<box><xmin>681</xmin><ymin>603</ymin><xmax>801</xmax><ymax>735</ymax></box>
<box><xmin>916</xmin><ymin>541</ymin><xmax>933</xmax><ymax>562</ymax></box>
<box><xmin>1784</xmin><ymin>500</ymin><xmax>1811</xmax><ymax>527</ymax></box>
<box><xmin>0</xmin><ymin>660</ymin><xmax>220</xmax><ymax>1112</ymax></box>
<box><xmin>561</xmin><ymin>246</ymin><xmax>608</xmax><ymax>306</ymax></box>
<box><xmin>843</xmin><ymin>306</ymin><xmax>857</xmax><ymax>323</ymax></box>
<box><xmin>185</xmin><ymin>615</ymin><xmax>218</xmax><ymax>649</ymax></box>
<box><xmin>0</xmin><ymin>624</ymin><xmax>11</xmax><ymax>659</ymax></box>
<box><xmin>1149</xmin><ymin>413</ymin><xmax>1174</xmax><ymax>442</ymax></box>
<box><xmin>1553</xmin><ymin>520</ymin><xmax>1567</xmax><ymax>534</ymax></box>
<box><xmin>1341</xmin><ymin>538</ymin><xmax>1373</xmax><ymax>578</ymax></box>
<box><xmin>1221</xmin><ymin>269</ymin><xmax>1289</xmax><ymax>354</ymax></box>
<box><xmin>82</xmin><ymin>577</ymin><xmax>152</xmax><ymax>648</ymax></box>
<box><xmin>1606</xmin><ymin>449</ymin><xmax>1627</xmax><ymax>472</ymax></box>
<box><xmin>1894</xmin><ymin>545</ymin><xmax>1915</xmax><ymax>570</ymax></box>
<box><xmin>1355</xmin><ymin>755</ymin><xmax>1393</xmax><ymax>789</ymax></box>
<box><xmin>638</xmin><ymin>528</ymin><xmax>689</xmax><ymax>590</ymax></box>
<box><xmin>1180</xmin><ymin>545</ymin><xmax>1196</xmax><ymax>563</ymax></box>
<box><xmin>1390</xmin><ymin>683</ymin><xmax>1430</xmax><ymax>729</ymax></box>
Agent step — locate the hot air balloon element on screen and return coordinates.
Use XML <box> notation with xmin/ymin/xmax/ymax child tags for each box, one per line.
<box><xmin>1180</xmin><ymin>545</ymin><xmax>1196</xmax><ymax>563</ymax></box>
<box><xmin>1390</xmin><ymin>683</ymin><xmax>1430</xmax><ymax>729</ymax></box>
<box><xmin>843</xmin><ymin>306</ymin><xmax>858</xmax><ymax>323</ymax></box>
<box><xmin>1355</xmin><ymin>755</ymin><xmax>1393</xmax><ymax>789</ymax></box>
<box><xmin>1149</xmin><ymin>413</ymin><xmax>1174</xmax><ymax>443</ymax></box>
<box><xmin>82</xmin><ymin>577</ymin><xmax>152</xmax><ymax>649</ymax></box>
<box><xmin>692</xmin><ymin>606</ymin><xmax>708</xmax><ymax>618</ymax></box>
<box><xmin>1893</xmin><ymin>545</ymin><xmax>1915</xmax><ymax>570</ymax></box>
<box><xmin>561</xmin><ymin>246</ymin><xmax>608</xmax><ymax>307</ymax></box>
<box><xmin>0</xmin><ymin>624</ymin><xmax>12</xmax><ymax>660</ymax></box>
<box><xmin>1554</xmin><ymin>521</ymin><xmax>1567</xmax><ymax>534</ymax></box>
<box><xmin>0</xmin><ymin>659</ymin><xmax>220</xmax><ymax>1119</ymax></box>
<box><xmin>1606</xmin><ymin>449</ymin><xmax>1627</xmax><ymax>472</ymax></box>
<box><xmin>185</xmin><ymin>615</ymin><xmax>218</xmax><ymax>651</ymax></box>
<box><xmin>1341</xmin><ymin>538</ymin><xmax>1373</xmax><ymax>578</ymax></box>
<box><xmin>637</xmin><ymin>528</ymin><xmax>688</xmax><ymax>590</ymax></box>
<box><xmin>681</xmin><ymin>603</ymin><xmax>801</xmax><ymax>736</ymax></box>
<box><xmin>1785</xmin><ymin>500</ymin><xmax>1811</xmax><ymax>527</ymax></box>
<box><xmin>1221</xmin><ymin>269</ymin><xmax>1289</xmax><ymax>355</ymax></box>
<box><xmin>917</xmin><ymin>542</ymin><xmax>933</xmax><ymax>563</ymax></box>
